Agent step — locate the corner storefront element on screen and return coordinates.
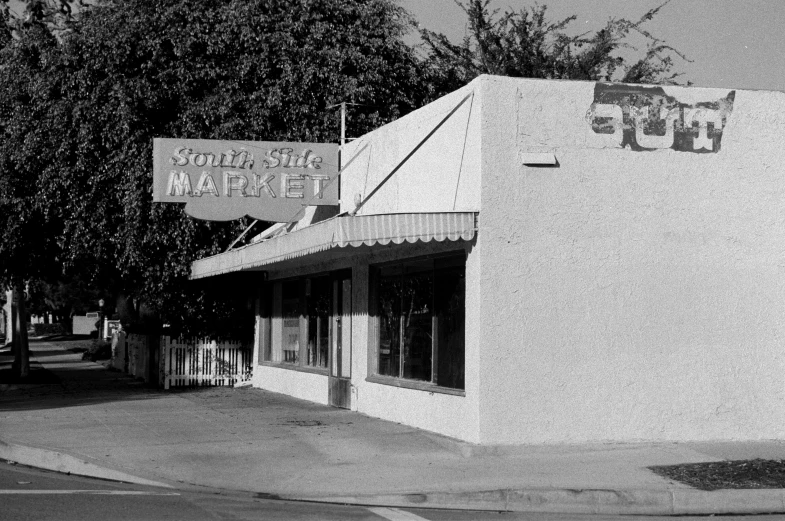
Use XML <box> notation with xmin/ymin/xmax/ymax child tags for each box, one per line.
<box><xmin>191</xmin><ymin>75</ymin><xmax>785</xmax><ymax>445</ymax></box>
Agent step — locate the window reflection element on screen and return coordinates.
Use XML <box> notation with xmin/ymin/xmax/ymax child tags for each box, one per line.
<box><xmin>281</xmin><ymin>281</ymin><xmax>300</xmax><ymax>364</ymax></box>
<box><xmin>307</xmin><ymin>277</ymin><xmax>330</xmax><ymax>369</ymax></box>
<box><xmin>376</xmin><ymin>254</ymin><xmax>465</xmax><ymax>389</ymax></box>
<box><xmin>265</xmin><ymin>274</ymin><xmax>347</xmax><ymax>372</ymax></box>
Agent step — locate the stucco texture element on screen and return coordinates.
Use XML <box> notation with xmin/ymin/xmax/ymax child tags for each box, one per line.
<box><xmin>340</xmin><ymin>82</ymin><xmax>481</xmax><ymax>216</ymax></box>
<box><xmin>477</xmin><ymin>76</ymin><xmax>785</xmax><ymax>444</ymax></box>
<box><xmin>252</xmin><ymin>365</ymin><xmax>329</xmax><ymax>406</ymax></box>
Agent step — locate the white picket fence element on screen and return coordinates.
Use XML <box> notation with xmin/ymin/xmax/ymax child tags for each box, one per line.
<box><xmin>160</xmin><ymin>336</ymin><xmax>253</xmax><ymax>389</ymax></box>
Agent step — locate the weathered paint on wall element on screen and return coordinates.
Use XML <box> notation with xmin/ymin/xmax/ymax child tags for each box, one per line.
<box><xmin>477</xmin><ymin>75</ymin><xmax>785</xmax><ymax>444</ymax></box>
<box><xmin>586</xmin><ymin>83</ymin><xmax>735</xmax><ymax>153</ymax></box>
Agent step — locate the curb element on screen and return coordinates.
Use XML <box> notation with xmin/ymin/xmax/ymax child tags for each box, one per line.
<box><xmin>290</xmin><ymin>487</ymin><xmax>785</xmax><ymax>515</ymax></box>
<box><xmin>0</xmin><ymin>440</ymin><xmax>174</xmax><ymax>489</ymax></box>
<box><xmin>3</xmin><ymin>438</ymin><xmax>785</xmax><ymax>515</ymax></box>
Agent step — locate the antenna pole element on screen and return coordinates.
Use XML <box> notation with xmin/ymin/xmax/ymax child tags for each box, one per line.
<box><xmin>340</xmin><ymin>102</ymin><xmax>346</xmax><ymax>149</ymax></box>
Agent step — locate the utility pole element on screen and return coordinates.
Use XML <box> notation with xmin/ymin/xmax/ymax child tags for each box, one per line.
<box><xmin>328</xmin><ymin>101</ymin><xmax>353</xmax><ymax>164</ymax></box>
<box><xmin>327</xmin><ymin>101</ymin><xmax>348</xmax><ymax>202</ymax></box>
<box><xmin>339</xmin><ymin>102</ymin><xmax>345</xmax><ymax>180</ymax></box>
<box><xmin>340</xmin><ymin>101</ymin><xmax>346</xmax><ymax>149</ymax></box>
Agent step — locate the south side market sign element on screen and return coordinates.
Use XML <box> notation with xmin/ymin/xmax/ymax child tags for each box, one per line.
<box><xmin>152</xmin><ymin>138</ymin><xmax>339</xmax><ymax>222</ymax></box>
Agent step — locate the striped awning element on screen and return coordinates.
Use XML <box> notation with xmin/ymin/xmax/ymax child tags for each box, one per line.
<box><xmin>190</xmin><ymin>212</ymin><xmax>478</xmax><ymax>280</ymax></box>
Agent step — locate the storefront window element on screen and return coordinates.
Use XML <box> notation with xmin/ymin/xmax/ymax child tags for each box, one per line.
<box><xmin>281</xmin><ymin>280</ymin><xmax>300</xmax><ymax>364</ymax></box>
<box><xmin>306</xmin><ymin>277</ymin><xmax>330</xmax><ymax>369</ymax></box>
<box><xmin>376</xmin><ymin>254</ymin><xmax>465</xmax><ymax>390</ymax></box>
<box><xmin>263</xmin><ymin>273</ymin><xmax>346</xmax><ymax>372</ymax></box>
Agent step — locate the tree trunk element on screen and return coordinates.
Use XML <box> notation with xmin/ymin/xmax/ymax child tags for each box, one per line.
<box><xmin>12</xmin><ymin>283</ymin><xmax>29</xmax><ymax>379</ymax></box>
<box><xmin>3</xmin><ymin>289</ymin><xmax>12</xmax><ymax>347</ymax></box>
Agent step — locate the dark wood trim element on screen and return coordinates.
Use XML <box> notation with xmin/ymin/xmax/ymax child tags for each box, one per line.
<box><xmin>365</xmin><ymin>375</ymin><xmax>465</xmax><ymax>397</ymax></box>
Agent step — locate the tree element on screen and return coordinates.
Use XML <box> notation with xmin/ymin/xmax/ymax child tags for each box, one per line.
<box><xmin>0</xmin><ymin>0</ymin><xmax>77</xmax><ymax>375</ymax></box>
<box><xmin>418</xmin><ymin>0</ymin><xmax>688</xmax><ymax>96</ymax></box>
<box><xmin>16</xmin><ymin>0</ymin><xmax>429</xmax><ymax>339</ymax></box>
<box><xmin>26</xmin><ymin>275</ymin><xmax>106</xmax><ymax>323</ymax></box>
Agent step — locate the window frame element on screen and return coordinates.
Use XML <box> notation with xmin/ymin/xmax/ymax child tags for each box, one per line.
<box><xmin>367</xmin><ymin>252</ymin><xmax>466</xmax><ymax>397</ymax></box>
<box><xmin>259</xmin><ymin>270</ymin><xmax>348</xmax><ymax>375</ymax></box>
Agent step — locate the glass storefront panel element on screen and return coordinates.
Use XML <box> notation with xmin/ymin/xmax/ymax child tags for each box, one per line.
<box><xmin>262</xmin><ymin>272</ymin><xmax>349</xmax><ymax>374</ymax></box>
<box><xmin>375</xmin><ymin>254</ymin><xmax>465</xmax><ymax>389</ymax></box>
<box><xmin>378</xmin><ymin>265</ymin><xmax>402</xmax><ymax>378</ymax></box>
<box><xmin>306</xmin><ymin>277</ymin><xmax>330</xmax><ymax>369</ymax></box>
<box><xmin>281</xmin><ymin>280</ymin><xmax>300</xmax><ymax>364</ymax></box>
<box><xmin>401</xmin><ymin>261</ymin><xmax>432</xmax><ymax>382</ymax></box>
<box><xmin>434</xmin><ymin>258</ymin><xmax>465</xmax><ymax>390</ymax></box>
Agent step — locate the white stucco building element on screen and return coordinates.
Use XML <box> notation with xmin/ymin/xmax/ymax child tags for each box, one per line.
<box><xmin>191</xmin><ymin>75</ymin><xmax>785</xmax><ymax>445</ymax></box>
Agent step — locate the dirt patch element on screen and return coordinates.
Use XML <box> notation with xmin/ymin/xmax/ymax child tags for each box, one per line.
<box><xmin>650</xmin><ymin>459</ymin><xmax>785</xmax><ymax>491</ymax></box>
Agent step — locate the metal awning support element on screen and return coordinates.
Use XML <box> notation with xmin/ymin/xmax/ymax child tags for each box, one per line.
<box><xmin>225</xmin><ymin>220</ymin><xmax>258</xmax><ymax>252</ymax></box>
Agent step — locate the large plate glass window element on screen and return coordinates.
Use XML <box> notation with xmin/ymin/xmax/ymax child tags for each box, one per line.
<box><xmin>281</xmin><ymin>280</ymin><xmax>300</xmax><ymax>364</ymax></box>
<box><xmin>306</xmin><ymin>277</ymin><xmax>330</xmax><ymax>369</ymax></box>
<box><xmin>375</xmin><ymin>254</ymin><xmax>465</xmax><ymax>390</ymax></box>
<box><xmin>262</xmin><ymin>272</ymin><xmax>346</xmax><ymax>372</ymax></box>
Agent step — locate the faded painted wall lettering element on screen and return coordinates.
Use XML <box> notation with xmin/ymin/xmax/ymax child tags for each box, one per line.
<box><xmin>586</xmin><ymin>83</ymin><xmax>735</xmax><ymax>153</ymax></box>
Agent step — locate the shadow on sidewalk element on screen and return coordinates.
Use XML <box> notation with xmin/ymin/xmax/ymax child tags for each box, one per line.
<box><xmin>0</xmin><ymin>340</ymin><xmax>167</xmax><ymax>413</ymax></box>
<box><xmin>36</xmin><ymin>334</ymin><xmax>94</xmax><ymax>341</ymax></box>
<box><xmin>0</xmin><ymin>362</ymin><xmax>60</xmax><ymax>385</ymax></box>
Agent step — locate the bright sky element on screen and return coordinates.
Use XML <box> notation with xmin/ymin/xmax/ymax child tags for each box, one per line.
<box><xmin>7</xmin><ymin>0</ymin><xmax>784</xmax><ymax>92</ymax></box>
<box><xmin>399</xmin><ymin>0</ymin><xmax>785</xmax><ymax>92</ymax></box>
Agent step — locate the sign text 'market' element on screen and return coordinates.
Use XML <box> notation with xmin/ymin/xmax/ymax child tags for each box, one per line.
<box><xmin>152</xmin><ymin>138</ymin><xmax>339</xmax><ymax>222</ymax></box>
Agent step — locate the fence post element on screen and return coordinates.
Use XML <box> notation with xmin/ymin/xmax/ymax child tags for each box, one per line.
<box><xmin>160</xmin><ymin>336</ymin><xmax>252</xmax><ymax>389</ymax></box>
<box><xmin>162</xmin><ymin>336</ymin><xmax>170</xmax><ymax>390</ymax></box>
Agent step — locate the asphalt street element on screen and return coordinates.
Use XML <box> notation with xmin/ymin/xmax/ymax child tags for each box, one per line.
<box><xmin>5</xmin><ymin>461</ymin><xmax>785</xmax><ymax>521</ymax></box>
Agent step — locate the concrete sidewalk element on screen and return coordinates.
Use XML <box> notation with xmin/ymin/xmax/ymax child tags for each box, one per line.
<box><xmin>2</xmin><ymin>339</ymin><xmax>785</xmax><ymax>515</ymax></box>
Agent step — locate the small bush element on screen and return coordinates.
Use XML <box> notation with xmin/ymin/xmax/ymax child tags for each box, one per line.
<box><xmin>32</xmin><ymin>323</ymin><xmax>67</xmax><ymax>336</ymax></box>
<box><xmin>82</xmin><ymin>339</ymin><xmax>112</xmax><ymax>362</ymax></box>
<box><xmin>33</xmin><ymin>324</ymin><xmax>68</xmax><ymax>336</ymax></box>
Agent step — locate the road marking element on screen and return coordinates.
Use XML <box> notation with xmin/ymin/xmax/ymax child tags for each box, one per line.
<box><xmin>367</xmin><ymin>507</ymin><xmax>430</xmax><ymax>521</ymax></box>
<box><xmin>0</xmin><ymin>490</ymin><xmax>180</xmax><ymax>496</ymax></box>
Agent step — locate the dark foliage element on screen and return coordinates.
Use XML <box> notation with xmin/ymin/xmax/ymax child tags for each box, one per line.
<box><xmin>650</xmin><ymin>459</ymin><xmax>785</xmax><ymax>491</ymax></box>
<box><xmin>0</xmin><ymin>0</ymin><xmax>428</xmax><ymax>339</ymax></box>
<box><xmin>419</xmin><ymin>0</ymin><xmax>688</xmax><ymax>97</ymax></box>
<box><xmin>32</xmin><ymin>322</ymin><xmax>67</xmax><ymax>336</ymax></box>
<box><xmin>1</xmin><ymin>0</ymin><xmax>691</xmax><ymax>340</ymax></box>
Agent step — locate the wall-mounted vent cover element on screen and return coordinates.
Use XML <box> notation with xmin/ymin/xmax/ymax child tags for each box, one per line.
<box><xmin>521</xmin><ymin>152</ymin><xmax>557</xmax><ymax>165</ymax></box>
